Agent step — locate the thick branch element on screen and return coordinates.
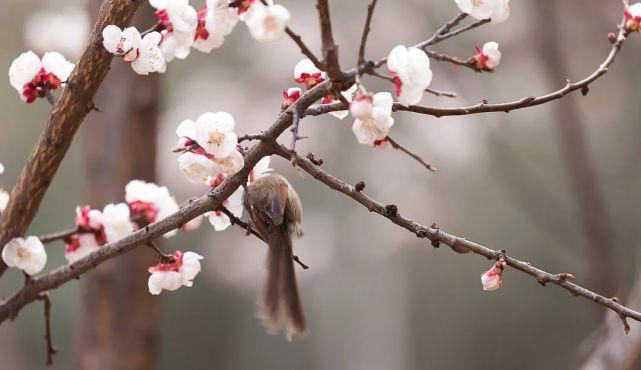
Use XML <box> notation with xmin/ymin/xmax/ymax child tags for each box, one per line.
<box><xmin>316</xmin><ymin>0</ymin><xmax>344</xmax><ymax>80</ymax></box>
<box><xmin>272</xmin><ymin>144</ymin><xmax>641</xmax><ymax>329</ymax></box>
<box><xmin>0</xmin><ymin>0</ymin><xmax>145</xmax><ymax>276</ymax></box>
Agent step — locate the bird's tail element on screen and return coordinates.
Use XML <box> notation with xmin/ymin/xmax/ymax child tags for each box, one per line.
<box><xmin>256</xmin><ymin>226</ymin><xmax>306</xmax><ymax>340</ymax></box>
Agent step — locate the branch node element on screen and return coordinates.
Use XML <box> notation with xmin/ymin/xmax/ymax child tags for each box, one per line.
<box><xmin>306</xmin><ymin>152</ymin><xmax>324</xmax><ymax>166</ymax></box>
<box><xmin>355</xmin><ymin>181</ymin><xmax>366</xmax><ymax>192</ymax></box>
<box><xmin>620</xmin><ymin>314</ymin><xmax>631</xmax><ymax>334</ymax></box>
<box><xmin>384</xmin><ymin>204</ymin><xmax>398</xmax><ymax>216</ymax></box>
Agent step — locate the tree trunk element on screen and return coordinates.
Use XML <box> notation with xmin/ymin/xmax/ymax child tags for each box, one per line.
<box><xmin>72</xmin><ymin>4</ymin><xmax>160</xmax><ymax>370</ymax></box>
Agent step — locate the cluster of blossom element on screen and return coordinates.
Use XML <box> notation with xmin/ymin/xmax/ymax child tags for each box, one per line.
<box><xmin>102</xmin><ymin>0</ymin><xmax>290</xmax><ymax>75</ymax></box>
<box><xmin>1</xmin><ymin>180</ymin><xmax>181</xmax><ymax>276</ymax></box>
<box><xmin>172</xmin><ymin>112</ymin><xmax>271</xmax><ymax>231</ymax></box>
<box><xmin>0</xmin><ymin>163</ymin><xmax>8</xmax><ymax>213</ymax></box>
<box><xmin>148</xmin><ymin>250</ymin><xmax>203</xmax><ymax>294</ymax></box>
<box><xmin>8</xmin><ymin>51</ymin><xmax>74</xmax><ymax>103</ymax></box>
<box><xmin>283</xmin><ymin>59</ymin><xmax>355</xmax><ymax>120</ymax></box>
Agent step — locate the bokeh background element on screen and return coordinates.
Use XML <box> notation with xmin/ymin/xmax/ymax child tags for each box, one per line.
<box><xmin>1</xmin><ymin>0</ymin><xmax>641</xmax><ymax>369</ymax></box>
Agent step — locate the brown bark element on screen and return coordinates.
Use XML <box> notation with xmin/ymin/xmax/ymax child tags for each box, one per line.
<box><xmin>72</xmin><ymin>5</ymin><xmax>159</xmax><ymax>370</ymax></box>
<box><xmin>533</xmin><ymin>2</ymin><xmax>616</xmax><ymax>296</ymax></box>
<box><xmin>0</xmin><ymin>0</ymin><xmax>144</xmax><ymax>276</ymax></box>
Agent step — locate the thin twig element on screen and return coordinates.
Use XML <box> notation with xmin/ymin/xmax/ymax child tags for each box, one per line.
<box><xmin>386</xmin><ymin>136</ymin><xmax>438</xmax><ymax>173</ymax></box>
<box><xmin>221</xmin><ymin>207</ymin><xmax>309</xmax><ymax>269</ymax></box>
<box><xmin>285</xmin><ymin>28</ymin><xmax>324</xmax><ymax>70</ymax></box>
<box><xmin>419</xmin><ymin>17</ymin><xmax>491</xmax><ymax>49</ymax></box>
<box><xmin>368</xmin><ymin>69</ymin><xmax>458</xmax><ymax>98</ymax></box>
<box><xmin>272</xmin><ymin>144</ymin><xmax>641</xmax><ymax>333</ymax></box>
<box><xmin>425</xmin><ymin>87</ymin><xmax>458</xmax><ymax>98</ymax></box>
<box><xmin>289</xmin><ymin>110</ymin><xmax>302</xmax><ymax>165</ymax></box>
<box><xmin>39</xmin><ymin>228</ymin><xmax>80</xmax><ymax>244</ymax></box>
<box><xmin>147</xmin><ymin>241</ymin><xmax>171</xmax><ymax>259</ymax></box>
<box><xmin>38</xmin><ymin>292</ymin><xmax>57</xmax><ymax>366</ymax></box>
<box><xmin>424</xmin><ymin>49</ymin><xmax>484</xmax><ymax>72</ymax></box>
<box><xmin>357</xmin><ymin>0</ymin><xmax>378</xmax><ymax>67</ymax></box>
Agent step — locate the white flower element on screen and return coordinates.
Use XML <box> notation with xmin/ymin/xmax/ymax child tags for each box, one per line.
<box><xmin>455</xmin><ymin>0</ymin><xmax>509</xmax><ymax>22</ymax></box>
<box><xmin>625</xmin><ymin>3</ymin><xmax>641</xmax><ymax>31</ymax></box>
<box><xmin>8</xmin><ymin>51</ymin><xmax>74</xmax><ymax>103</ymax></box>
<box><xmin>9</xmin><ymin>51</ymin><xmax>43</xmax><ymax>93</ymax></box>
<box><xmin>248</xmin><ymin>156</ymin><xmax>272</xmax><ymax>184</ymax></box>
<box><xmin>474</xmin><ymin>41</ymin><xmax>501</xmax><ymax>70</ymax></box>
<box><xmin>324</xmin><ymin>84</ymin><xmax>357</xmax><ymax>120</ymax></box>
<box><xmin>178</xmin><ymin>152</ymin><xmax>222</xmax><ymax>184</ymax></box>
<box><xmin>0</xmin><ymin>162</ymin><xmax>4</xmax><ymax>175</ymax></box>
<box><xmin>102</xmin><ymin>26</ymin><xmax>141</xmax><ymax>61</ymax></box>
<box><xmin>191</xmin><ymin>112</ymin><xmax>238</xmax><ymax>158</ymax></box>
<box><xmin>208</xmin><ymin>186</ymin><xmax>244</xmax><ymax>231</ymax></box>
<box><xmin>148</xmin><ymin>270</ymin><xmax>183</xmax><ymax>294</ymax></box>
<box><xmin>294</xmin><ymin>58</ymin><xmax>326</xmax><ymax>89</ymax></box>
<box><xmin>148</xmin><ymin>251</ymin><xmax>204</xmax><ymax>295</ymax></box>
<box><xmin>102</xmin><ymin>203</ymin><xmax>135</xmax><ymax>243</ymax></box>
<box><xmin>351</xmin><ymin>92</ymin><xmax>395</xmax><ymax>146</ymax></box>
<box><xmin>132</xmin><ymin>32</ymin><xmax>166</xmax><ymax>75</ymax></box>
<box><xmin>0</xmin><ymin>189</ymin><xmax>8</xmax><ymax>213</ymax></box>
<box><xmin>350</xmin><ymin>93</ymin><xmax>374</xmax><ymax>120</ymax></box>
<box><xmin>65</xmin><ymin>233</ymin><xmax>100</xmax><ymax>263</ymax></box>
<box><xmin>102</xmin><ymin>26</ymin><xmax>165</xmax><ymax>74</ymax></box>
<box><xmin>481</xmin><ymin>264</ymin><xmax>503</xmax><ymax>291</ymax></box>
<box><xmin>387</xmin><ymin>45</ymin><xmax>432</xmax><ymax>106</ymax></box>
<box><xmin>490</xmin><ymin>0</ymin><xmax>510</xmax><ymax>23</ymax></box>
<box><xmin>150</xmin><ymin>0</ymin><xmax>199</xmax><ymax>33</ymax></box>
<box><xmin>159</xmin><ymin>30</ymin><xmax>193</xmax><ymax>62</ymax></box>
<box><xmin>125</xmin><ymin>180</ymin><xmax>179</xmax><ymax>230</ymax></box>
<box><xmin>152</xmin><ymin>0</ymin><xmax>198</xmax><ymax>62</ymax></box>
<box><xmin>24</xmin><ymin>6</ymin><xmax>90</xmax><ymax>59</ymax></box>
<box><xmin>2</xmin><ymin>236</ymin><xmax>47</xmax><ymax>275</ymax></box>
<box><xmin>215</xmin><ymin>149</ymin><xmax>245</xmax><ymax>176</ymax></box>
<box><xmin>244</xmin><ymin>2</ymin><xmax>290</xmax><ymax>42</ymax></box>
<box><xmin>194</xmin><ymin>0</ymin><xmax>239</xmax><ymax>53</ymax></box>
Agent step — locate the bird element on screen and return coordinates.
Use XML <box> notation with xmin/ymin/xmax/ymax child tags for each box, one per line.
<box><xmin>243</xmin><ymin>173</ymin><xmax>306</xmax><ymax>340</ymax></box>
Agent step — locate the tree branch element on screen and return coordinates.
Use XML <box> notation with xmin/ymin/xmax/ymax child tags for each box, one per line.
<box><xmin>386</xmin><ymin>136</ymin><xmax>438</xmax><ymax>173</ymax></box>
<box><xmin>357</xmin><ymin>0</ymin><xmax>378</xmax><ymax>67</ymax></box>
<box><xmin>285</xmin><ymin>27</ymin><xmax>324</xmax><ymax>71</ymax></box>
<box><xmin>38</xmin><ymin>292</ymin><xmax>57</xmax><ymax>366</ymax></box>
<box><xmin>0</xmin><ymin>77</ymin><xmax>333</xmax><ymax>325</ymax></box>
<box><xmin>0</xmin><ymin>0</ymin><xmax>145</xmax><ymax>277</ymax></box>
<box><xmin>316</xmin><ymin>0</ymin><xmax>344</xmax><ymax>80</ymax></box>
<box><xmin>39</xmin><ymin>228</ymin><xmax>80</xmax><ymax>244</ymax></box>
<box><xmin>272</xmin><ymin>144</ymin><xmax>641</xmax><ymax>331</ymax></box>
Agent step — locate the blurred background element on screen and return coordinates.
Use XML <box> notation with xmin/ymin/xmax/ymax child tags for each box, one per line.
<box><xmin>1</xmin><ymin>0</ymin><xmax>641</xmax><ymax>369</ymax></box>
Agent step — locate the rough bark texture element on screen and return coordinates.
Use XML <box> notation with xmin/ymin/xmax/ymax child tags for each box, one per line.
<box><xmin>0</xmin><ymin>0</ymin><xmax>144</xmax><ymax>276</ymax></box>
<box><xmin>71</xmin><ymin>5</ymin><xmax>159</xmax><ymax>370</ymax></box>
<box><xmin>534</xmin><ymin>2</ymin><xmax>616</xmax><ymax>296</ymax></box>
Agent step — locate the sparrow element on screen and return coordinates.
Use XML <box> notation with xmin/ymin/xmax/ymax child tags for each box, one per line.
<box><xmin>243</xmin><ymin>173</ymin><xmax>306</xmax><ymax>340</ymax></box>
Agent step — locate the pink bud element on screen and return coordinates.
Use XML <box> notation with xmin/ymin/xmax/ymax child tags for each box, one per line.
<box><xmin>481</xmin><ymin>263</ymin><xmax>504</xmax><ymax>291</ymax></box>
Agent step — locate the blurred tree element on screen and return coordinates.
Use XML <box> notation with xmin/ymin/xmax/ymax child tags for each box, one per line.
<box><xmin>71</xmin><ymin>5</ymin><xmax>160</xmax><ymax>370</ymax></box>
<box><xmin>533</xmin><ymin>1</ymin><xmax>616</xmax><ymax>297</ymax></box>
